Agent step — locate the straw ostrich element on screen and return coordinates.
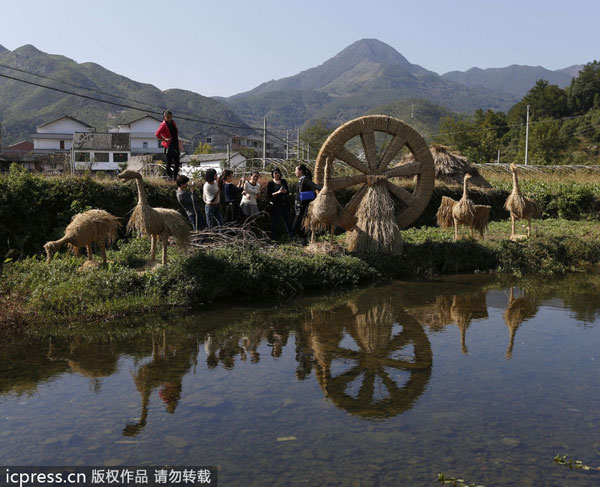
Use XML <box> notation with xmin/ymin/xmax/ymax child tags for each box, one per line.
<box><xmin>304</xmin><ymin>156</ymin><xmax>343</xmax><ymax>245</ymax></box>
<box><xmin>117</xmin><ymin>170</ymin><xmax>190</xmax><ymax>265</ymax></box>
<box><xmin>504</xmin><ymin>163</ymin><xmax>541</xmax><ymax>239</ymax></box>
<box><xmin>44</xmin><ymin>209</ymin><xmax>121</xmax><ymax>265</ymax></box>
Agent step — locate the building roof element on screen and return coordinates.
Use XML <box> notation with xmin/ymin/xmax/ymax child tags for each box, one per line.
<box><xmin>72</xmin><ymin>132</ymin><xmax>130</xmax><ymax>151</ymax></box>
<box><xmin>120</xmin><ymin>114</ymin><xmax>162</xmax><ymax>126</ymax></box>
<box><xmin>180</xmin><ymin>152</ymin><xmax>244</xmax><ymax>163</ymax></box>
<box><xmin>38</xmin><ymin>115</ymin><xmax>94</xmax><ymax>129</ymax></box>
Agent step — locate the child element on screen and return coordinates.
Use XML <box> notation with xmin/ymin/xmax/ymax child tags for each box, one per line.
<box><xmin>240</xmin><ymin>171</ymin><xmax>261</xmax><ymax>218</ymax></box>
<box><xmin>203</xmin><ymin>168</ymin><xmax>224</xmax><ymax>228</ymax></box>
<box><xmin>175</xmin><ymin>175</ymin><xmax>206</xmax><ymax>230</ymax></box>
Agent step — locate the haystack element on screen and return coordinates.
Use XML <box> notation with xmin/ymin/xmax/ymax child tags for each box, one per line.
<box><xmin>401</xmin><ymin>144</ymin><xmax>491</xmax><ymax>188</ymax></box>
<box><xmin>346</xmin><ymin>181</ymin><xmax>402</xmax><ymax>255</ymax></box>
<box><xmin>44</xmin><ymin>209</ymin><xmax>121</xmax><ymax>264</ymax></box>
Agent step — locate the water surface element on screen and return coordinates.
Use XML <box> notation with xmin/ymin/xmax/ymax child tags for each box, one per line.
<box><xmin>2</xmin><ymin>274</ymin><xmax>600</xmax><ymax>486</ymax></box>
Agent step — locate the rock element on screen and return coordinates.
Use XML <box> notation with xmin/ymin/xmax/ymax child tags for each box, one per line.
<box><xmin>276</xmin><ymin>436</ymin><xmax>297</xmax><ymax>442</ymax></box>
<box><xmin>165</xmin><ymin>435</ymin><xmax>189</xmax><ymax>449</ymax></box>
<box><xmin>500</xmin><ymin>437</ymin><xmax>521</xmax><ymax>447</ymax></box>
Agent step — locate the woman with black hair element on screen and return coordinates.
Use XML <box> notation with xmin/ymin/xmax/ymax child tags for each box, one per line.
<box><xmin>292</xmin><ymin>164</ymin><xmax>321</xmax><ymax>245</ymax></box>
<box><xmin>266</xmin><ymin>167</ymin><xmax>293</xmax><ymax>240</ymax></box>
<box><xmin>203</xmin><ymin>168</ymin><xmax>224</xmax><ymax>228</ymax></box>
<box><xmin>220</xmin><ymin>169</ymin><xmax>244</xmax><ymax>223</ymax></box>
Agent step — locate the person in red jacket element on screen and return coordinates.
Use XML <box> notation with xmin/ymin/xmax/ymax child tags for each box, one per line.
<box><xmin>155</xmin><ymin>110</ymin><xmax>180</xmax><ymax>180</ymax></box>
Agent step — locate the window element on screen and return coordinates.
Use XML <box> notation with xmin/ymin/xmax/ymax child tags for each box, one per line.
<box><xmin>143</xmin><ymin>141</ymin><xmax>148</xmax><ymax>148</ymax></box>
<box><xmin>113</xmin><ymin>153</ymin><xmax>128</xmax><ymax>162</ymax></box>
<box><xmin>158</xmin><ymin>141</ymin><xmax>162</xmax><ymax>148</ymax></box>
<box><xmin>74</xmin><ymin>152</ymin><xmax>90</xmax><ymax>162</ymax></box>
<box><xmin>206</xmin><ymin>137</ymin><xmax>212</xmax><ymax>143</ymax></box>
<box><xmin>59</xmin><ymin>140</ymin><xmax>65</xmax><ymax>150</ymax></box>
<box><xmin>94</xmin><ymin>152</ymin><xmax>109</xmax><ymax>162</ymax></box>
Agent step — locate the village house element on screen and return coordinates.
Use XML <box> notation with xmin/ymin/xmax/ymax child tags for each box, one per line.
<box><xmin>32</xmin><ymin>115</ymin><xmax>94</xmax><ymax>153</ymax></box>
<box><xmin>179</xmin><ymin>152</ymin><xmax>247</xmax><ymax>175</ymax></box>
<box><xmin>71</xmin><ymin>132</ymin><xmax>130</xmax><ymax>173</ymax></box>
<box><xmin>195</xmin><ymin>127</ymin><xmax>285</xmax><ymax>158</ymax></box>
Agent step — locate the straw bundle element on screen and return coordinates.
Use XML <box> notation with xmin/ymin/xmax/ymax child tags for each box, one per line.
<box><xmin>436</xmin><ymin>196</ymin><xmax>456</xmax><ymax>229</ymax></box>
<box><xmin>44</xmin><ymin>209</ymin><xmax>121</xmax><ymax>262</ymax></box>
<box><xmin>129</xmin><ymin>206</ymin><xmax>190</xmax><ymax>248</ymax></box>
<box><xmin>346</xmin><ymin>183</ymin><xmax>402</xmax><ymax>255</ymax></box>
<box><xmin>472</xmin><ymin>205</ymin><xmax>491</xmax><ymax>238</ymax></box>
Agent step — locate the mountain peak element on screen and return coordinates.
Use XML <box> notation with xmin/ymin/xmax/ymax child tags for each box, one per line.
<box><xmin>13</xmin><ymin>44</ymin><xmax>43</xmax><ymax>56</ymax></box>
<box><xmin>335</xmin><ymin>38</ymin><xmax>412</xmax><ymax>68</ymax></box>
<box><xmin>0</xmin><ymin>44</ymin><xmax>9</xmax><ymax>55</ymax></box>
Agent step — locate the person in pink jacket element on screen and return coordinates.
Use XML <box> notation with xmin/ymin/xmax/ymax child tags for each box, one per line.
<box><xmin>155</xmin><ymin>110</ymin><xmax>180</xmax><ymax>180</ymax></box>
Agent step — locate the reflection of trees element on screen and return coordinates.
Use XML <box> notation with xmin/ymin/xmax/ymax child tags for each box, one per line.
<box><xmin>123</xmin><ymin>331</ymin><xmax>198</xmax><ymax>436</ymax></box>
<box><xmin>298</xmin><ymin>293</ymin><xmax>432</xmax><ymax>419</ymax></box>
<box><xmin>503</xmin><ymin>288</ymin><xmax>539</xmax><ymax>359</ymax></box>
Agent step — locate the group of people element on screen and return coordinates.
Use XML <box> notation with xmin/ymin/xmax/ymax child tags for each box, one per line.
<box><xmin>175</xmin><ymin>164</ymin><xmax>321</xmax><ymax>244</ymax></box>
<box><xmin>156</xmin><ymin>109</ymin><xmax>322</xmax><ymax>243</ymax></box>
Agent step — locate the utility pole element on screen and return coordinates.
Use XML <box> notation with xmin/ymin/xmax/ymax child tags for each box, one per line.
<box><xmin>285</xmin><ymin>130</ymin><xmax>289</xmax><ymax>160</ymax></box>
<box><xmin>307</xmin><ymin>143</ymin><xmax>310</xmax><ymax>162</ymax></box>
<box><xmin>262</xmin><ymin>117</ymin><xmax>267</xmax><ymax>167</ymax></box>
<box><xmin>411</xmin><ymin>102</ymin><xmax>414</xmax><ymax>119</ymax></box>
<box><xmin>296</xmin><ymin>129</ymin><xmax>300</xmax><ymax>161</ymax></box>
<box><xmin>226</xmin><ymin>143</ymin><xmax>230</xmax><ymax>168</ymax></box>
<box><xmin>497</xmin><ymin>149</ymin><xmax>500</xmax><ymax>164</ymax></box>
<box><xmin>524</xmin><ymin>104</ymin><xmax>530</xmax><ymax>166</ymax></box>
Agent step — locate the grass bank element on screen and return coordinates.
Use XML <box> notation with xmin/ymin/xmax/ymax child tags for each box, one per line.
<box><xmin>2</xmin><ymin>219</ymin><xmax>599</xmax><ymax>330</ymax></box>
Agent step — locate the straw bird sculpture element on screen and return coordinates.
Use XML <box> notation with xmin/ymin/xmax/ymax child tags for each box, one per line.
<box><xmin>117</xmin><ymin>170</ymin><xmax>190</xmax><ymax>265</ymax></box>
<box><xmin>304</xmin><ymin>157</ymin><xmax>343</xmax><ymax>245</ymax></box>
<box><xmin>436</xmin><ymin>174</ymin><xmax>491</xmax><ymax>240</ymax></box>
<box><xmin>44</xmin><ymin>209</ymin><xmax>121</xmax><ymax>265</ymax></box>
<box><xmin>504</xmin><ymin>163</ymin><xmax>541</xmax><ymax>240</ymax></box>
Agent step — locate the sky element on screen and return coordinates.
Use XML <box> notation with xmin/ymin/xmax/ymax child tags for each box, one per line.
<box><xmin>1</xmin><ymin>0</ymin><xmax>598</xmax><ymax>97</ymax></box>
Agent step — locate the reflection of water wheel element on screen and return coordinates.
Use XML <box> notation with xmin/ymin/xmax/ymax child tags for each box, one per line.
<box><xmin>307</xmin><ymin>295</ymin><xmax>432</xmax><ymax>419</ymax></box>
<box><xmin>314</xmin><ymin>115</ymin><xmax>435</xmax><ymax>229</ymax></box>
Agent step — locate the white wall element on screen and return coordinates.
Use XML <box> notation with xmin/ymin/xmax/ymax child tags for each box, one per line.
<box><xmin>33</xmin><ymin>137</ymin><xmax>73</xmax><ymax>150</ymax></box>
<box><xmin>37</xmin><ymin>118</ymin><xmax>92</xmax><ymax>134</ymax></box>
<box><xmin>127</xmin><ymin>117</ymin><xmax>160</xmax><ymax>133</ymax></box>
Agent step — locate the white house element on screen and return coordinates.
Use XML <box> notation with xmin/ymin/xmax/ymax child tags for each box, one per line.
<box><xmin>71</xmin><ymin>132</ymin><xmax>130</xmax><ymax>173</ymax></box>
<box><xmin>109</xmin><ymin>115</ymin><xmax>163</xmax><ymax>154</ymax></box>
<box><xmin>179</xmin><ymin>152</ymin><xmax>247</xmax><ymax>175</ymax></box>
<box><xmin>32</xmin><ymin>116</ymin><xmax>94</xmax><ymax>153</ymax></box>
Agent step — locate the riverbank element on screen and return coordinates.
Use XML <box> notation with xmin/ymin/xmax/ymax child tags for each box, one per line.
<box><xmin>2</xmin><ymin>218</ymin><xmax>599</xmax><ymax>331</ymax></box>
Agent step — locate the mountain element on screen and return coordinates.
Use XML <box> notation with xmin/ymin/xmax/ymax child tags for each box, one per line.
<box><xmin>0</xmin><ymin>45</ymin><xmax>250</xmax><ymax>146</ymax></box>
<box><xmin>556</xmin><ymin>64</ymin><xmax>585</xmax><ymax>78</ymax></box>
<box><xmin>442</xmin><ymin>64</ymin><xmax>576</xmax><ymax>98</ymax></box>
<box><xmin>226</xmin><ymin>39</ymin><xmax>517</xmax><ymax>132</ymax></box>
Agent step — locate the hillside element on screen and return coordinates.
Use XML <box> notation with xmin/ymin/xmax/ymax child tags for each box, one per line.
<box><xmin>0</xmin><ymin>45</ymin><xmax>250</xmax><ymax>145</ymax></box>
<box><xmin>442</xmin><ymin>64</ymin><xmax>576</xmax><ymax>98</ymax></box>
<box><xmin>226</xmin><ymin>39</ymin><xmax>517</xmax><ymax>132</ymax></box>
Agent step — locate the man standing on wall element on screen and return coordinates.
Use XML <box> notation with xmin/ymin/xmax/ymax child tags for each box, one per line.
<box><xmin>155</xmin><ymin>110</ymin><xmax>180</xmax><ymax>181</ymax></box>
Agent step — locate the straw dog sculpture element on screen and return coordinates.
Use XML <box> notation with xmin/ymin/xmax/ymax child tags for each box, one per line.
<box><xmin>44</xmin><ymin>209</ymin><xmax>121</xmax><ymax>264</ymax></box>
<box><xmin>117</xmin><ymin>170</ymin><xmax>190</xmax><ymax>265</ymax></box>
<box><xmin>504</xmin><ymin>163</ymin><xmax>541</xmax><ymax>239</ymax></box>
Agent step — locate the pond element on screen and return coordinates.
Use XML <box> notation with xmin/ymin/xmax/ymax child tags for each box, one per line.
<box><xmin>1</xmin><ymin>274</ymin><xmax>600</xmax><ymax>486</ymax></box>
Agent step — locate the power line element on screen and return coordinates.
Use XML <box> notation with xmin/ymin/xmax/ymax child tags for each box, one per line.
<box><xmin>0</xmin><ymin>72</ymin><xmax>262</xmax><ymax>132</ymax></box>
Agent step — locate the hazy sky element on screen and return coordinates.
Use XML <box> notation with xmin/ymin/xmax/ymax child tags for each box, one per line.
<box><xmin>1</xmin><ymin>0</ymin><xmax>598</xmax><ymax>97</ymax></box>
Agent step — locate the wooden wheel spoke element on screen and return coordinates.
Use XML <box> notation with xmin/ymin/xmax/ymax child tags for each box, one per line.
<box><xmin>331</xmin><ymin>365</ymin><xmax>363</xmax><ymax>384</ymax></box>
<box><xmin>380</xmin><ymin>372</ymin><xmax>402</xmax><ymax>395</ymax></box>
<box><xmin>336</xmin><ymin>147</ymin><xmax>370</xmax><ymax>174</ymax></box>
<box><xmin>328</xmin><ymin>174</ymin><xmax>368</xmax><ymax>191</ymax></box>
<box><xmin>378</xmin><ymin>134</ymin><xmax>407</xmax><ymax>170</ymax></box>
<box><xmin>383</xmin><ymin>161</ymin><xmax>421</xmax><ymax>179</ymax></box>
<box><xmin>386</xmin><ymin>181</ymin><xmax>415</xmax><ymax>207</ymax></box>
<box><xmin>360</xmin><ymin>130</ymin><xmax>378</xmax><ymax>170</ymax></box>
<box><xmin>380</xmin><ymin>357</ymin><xmax>425</xmax><ymax>370</ymax></box>
<box><xmin>358</xmin><ymin>371</ymin><xmax>375</xmax><ymax>402</ymax></box>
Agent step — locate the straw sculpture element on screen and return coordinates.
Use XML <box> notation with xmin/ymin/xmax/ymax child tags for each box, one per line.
<box><xmin>503</xmin><ymin>288</ymin><xmax>538</xmax><ymax>359</ymax></box>
<box><xmin>44</xmin><ymin>209</ymin><xmax>121</xmax><ymax>264</ymax></box>
<box><xmin>400</xmin><ymin>145</ymin><xmax>492</xmax><ymax>188</ymax></box>
<box><xmin>117</xmin><ymin>169</ymin><xmax>190</xmax><ymax>265</ymax></box>
<box><xmin>346</xmin><ymin>177</ymin><xmax>403</xmax><ymax>255</ymax></box>
<box><xmin>303</xmin><ymin>157</ymin><xmax>343</xmax><ymax>245</ymax></box>
<box><xmin>437</xmin><ymin>195</ymin><xmax>491</xmax><ymax>240</ymax></box>
<box><xmin>504</xmin><ymin>163</ymin><xmax>542</xmax><ymax>239</ymax></box>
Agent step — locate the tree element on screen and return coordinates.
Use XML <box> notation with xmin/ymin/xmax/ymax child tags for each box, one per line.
<box><xmin>527</xmin><ymin>118</ymin><xmax>567</xmax><ymax>164</ymax></box>
<box><xmin>568</xmin><ymin>61</ymin><xmax>600</xmax><ymax>113</ymax></box>
<box><xmin>193</xmin><ymin>142</ymin><xmax>212</xmax><ymax>154</ymax></box>
<box><xmin>300</xmin><ymin>119</ymin><xmax>334</xmax><ymax>155</ymax></box>
<box><xmin>508</xmin><ymin>80</ymin><xmax>569</xmax><ymax>125</ymax></box>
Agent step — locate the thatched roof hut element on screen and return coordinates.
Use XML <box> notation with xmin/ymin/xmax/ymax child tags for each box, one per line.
<box><xmin>402</xmin><ymin>145</ymin><xmax>491</xmax><ymax>188</ymax></box>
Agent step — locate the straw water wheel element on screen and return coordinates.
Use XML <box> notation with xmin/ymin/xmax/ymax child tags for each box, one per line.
<box><xmin>315</xmin><ymin>115</ymin><xmax>435</xmax><ymax>230</ymax></box>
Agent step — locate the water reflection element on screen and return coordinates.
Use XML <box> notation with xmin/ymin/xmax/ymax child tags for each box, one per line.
<box><xmin>1</xmin><ymin>274</ymin><xmax>600</xmax><ymax>426</ymax></box>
